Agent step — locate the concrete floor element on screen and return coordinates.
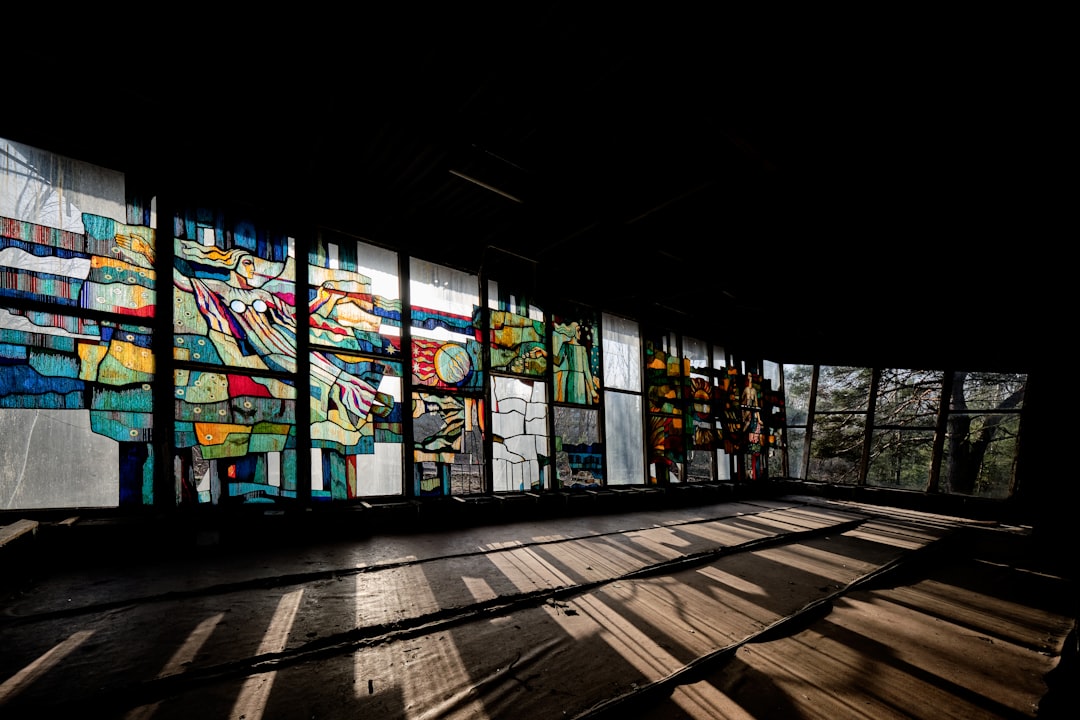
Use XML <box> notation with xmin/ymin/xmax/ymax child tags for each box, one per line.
<box><xmin>1</xmin><ymin>495</ymin><xmax>1076</xmax><ymax>719</ymax></box>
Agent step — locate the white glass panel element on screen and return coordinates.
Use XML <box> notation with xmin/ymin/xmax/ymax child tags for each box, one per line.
<box><xmin>1</xmin><ymin>410</ymin><xmax>119</xmax><ymax>509</ymax></box>
<box><xmin>1</xmin><ymin>138</ymin><xmax>127</xmax><ymax>232</ymax></box>
<box><xmin>601</xmin><ymin>313</ymin><xmax>640</xmax><ymax>392</ymax></box>
<box><xmin>491</xmin><ymin>376</ymin><xmax>548</xmax><ymax>492</ymax></box>
<box><xmin>604</xmin><ymin>391</ymin><xmax>644</xmax><ymax>485</ymax></box>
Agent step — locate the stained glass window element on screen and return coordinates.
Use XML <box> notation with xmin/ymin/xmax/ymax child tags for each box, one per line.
<box><xmin>411</xmin><ymin>258</ymin><xmax>485</xmax><ymax>496</ymax></box>
<box><xmin>1</xmin><ymin>138</ymin><xmax>156</xmax><ymax>509</ymax></box>
<box><xmin>491</xmin><ymin>375</ymin><xmax>549</xmax><ymax>492</ymax></box>
<box><xmin>645</xmin><ymin>330</ymin><xmax>685</xmax><ymax>483</ymax></box>
<box><xmin>309</xmin><ymin>234</ymin><xmax>403</xmax><ymax>499</ymax></box>
<box><xmin>550</xmin><ymin>308</ymin><xmax>601</xmax><ymax>406</ymax></box>
<box><xmin>488</xmin><ymin>280</ymin><xmax>545</xmax><ymax>378</ymax></box>
<box><xmin>174</xmin><ymin>369</ymin><xmax>296</xmax><ymax>504</ymax></box>
<box><xmin>684</xmin><ymin>336</ymin><xmax>716</xmax><ymax>482</ymax></box>
<box><xmin>173</xmin><ymin>209</ymin><xmax>296</xmax><ymax>372</ymax></box>
<box><xmin>172</xmin><ymin>208</ymin><xmax>296</xmax><ymax>505</ymax></box>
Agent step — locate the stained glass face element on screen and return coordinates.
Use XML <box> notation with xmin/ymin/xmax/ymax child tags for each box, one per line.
<box><xmin>173</xmin><ymin>209</ymin><xmax>296</xmax><ymax>372</ymax></box>
<box><xmin>172</xmin><ymin>208</ymin><xmax>298</xmax><ymax>506</ymax></box>
<box><xmin>551</xmin><ymin>309</ymin><xmax>601</xmax><ymax>405</ymax></box>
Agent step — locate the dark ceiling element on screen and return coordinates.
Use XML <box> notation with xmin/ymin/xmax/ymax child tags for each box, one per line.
<box><xmin>3</xmin><ymin>6</ymin><xmax>1057</xmax><ymax>372</ymax></box>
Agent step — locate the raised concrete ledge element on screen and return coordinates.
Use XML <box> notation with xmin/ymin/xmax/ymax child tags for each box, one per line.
<box><xmin>0</xmin><ymin>518</ymin><xmax>39</xmax><ymax>548</ymax></box>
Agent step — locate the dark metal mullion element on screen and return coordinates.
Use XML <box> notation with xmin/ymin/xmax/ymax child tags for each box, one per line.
<box><xmin>154</xmin><ymin>193</ymin><xmax>177</xmax><ymax>512</ymax></box>
<box><xmin>399</xmin><ymin>252</ymin><xmax>415</xmax><ymax>499</ymax></box>
<box><xmin>293</xmin><ymin>229</ymin><xmax>311</xmax><ymax>508</ymax></box>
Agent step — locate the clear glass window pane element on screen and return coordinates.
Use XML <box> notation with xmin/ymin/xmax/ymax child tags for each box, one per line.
<box><xmin>866</xmin><ymin>429</ymin><xmax>934</xmax><ymax>489</ymax></box>
<box><xmin>605</xmin><ymin>391</ymin><xmax>643</xmax><ymax>485</ymax></box>
<box><xmin>785</xmin><ymin>427</ymin><xmax>807</xmax><ymax>479</ymax></box>
<box><xmin>808</xmin><ymin>412</ymin><xmax>865</xmax><ymax>484</ymax></box>
<box><xmin>949</xmin><ymin>371</ymin><xmax>1026</xmax><ymax>411</ymax></box>
<box><xmin>943</xmin><ymin>412</ymin><xmax>1020</xmax><ymax>498</ymax></box>
<box><xmin>782</xmin><ymin>364</ymin><xmax>813</xmax><ymax>427</ymax></box>
<box><xmin>816</xmin><ymin>366</ymin><xmax>871</xmax><ymax>412</ymax></box>
<box><xmin>875</xmin><ymin>368</ymin><xmax>943</xmax><ymax>427</ymax></box>
<box><xmin>601</xmin><ymin>313</ymin><xmax>640</xmax><ymax>392</ymax></box>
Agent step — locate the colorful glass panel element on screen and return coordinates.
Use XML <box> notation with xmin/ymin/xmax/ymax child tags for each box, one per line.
<box><xmin>309</xmin><ymin>234</ymin><xmax>402</xmax><ymax>357</ymax></box>
<box><xmin>1</xmin><ymin>313</ymin><xmax>154</xmax><ymax>508</ymax></box>
<box><xmin>412</xmin><ymin>392</ymin><xmax>485</xmax><ymax>496</ymax></box>
<box><xmin>311</xmin><ymin>352</ymin><xmax>403</xmax><ymax>499</ymax></box>
<box><xmin>174</xmin><ymin>369</ymin><xmax>296</xmax><ymax>505</ymax></box>
<box><xmin>550</xmin><ymin>309</ymin><xmax>601</xmax><ymax>405</ymax></box>
<box><xmin>1</xmin><ymin>214</ymin><xmax>156</xmax><ymax>316</ymax></box>
<box><xmin>308</xmin><ymin>236</ymin><xmax>404</xmax><ymax>499</ymax></box>
<box><xmin>554</xmin><ymin>406</ymin><xmax>602</xmax><ymax>487</ymax></box>
<box><xmin>411</xmin><ymin>259</ymin><xmax>483</xmax><ymax>393</ymax></box>
<box><xmin>173</xmin><ymin>209</ymin><xmax>296</xmax><ymax>372</ymax></box>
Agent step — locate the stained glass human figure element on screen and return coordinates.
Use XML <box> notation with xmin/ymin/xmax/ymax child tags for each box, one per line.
<box><xmin>553</xmin><ymin>321</ymin><xmax>600</xmax><ymax>405</ymax></box>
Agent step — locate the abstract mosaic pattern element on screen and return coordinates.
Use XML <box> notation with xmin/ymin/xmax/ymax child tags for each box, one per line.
<box><xmin>172</xmin><ymin>209</ymin><xmax>298</xmax><ymax>504</ymax></box>
<box><xmin>309</xmin><ymin>236</ymin><xmax>404</xmax><ymax>498</ymax></box>
<box><xmin>412</xmin><ymin>392</ymin><xmax>485</xmax><ymax>496</ymax></box>
<box><xmin>1</xmin><ymin>214</ymin><xmax>156</xmax><ymax>316</ymax></box>
<box><xmin>0</xmin><ymin>312</ymin><xmax>154</xmax><ymax>508</ymax></box>
<box><xmin>1</xmin><ymin>139</ymin><xmax>157</xmax><ymax>509</ymax></box>
<box><xmin>410</xmin><ymin>259</ymin><xmax>485</xmax><ymax>495</ymax></box>
<box><xmin>174</xmin><ymin>369</ymin><xmax>296</xmax><ymax>504</ymax></box>
<box><xmin>311</xmin><ymin>353</ymin><xmax>403</xmax><ymax>499</ymax></box>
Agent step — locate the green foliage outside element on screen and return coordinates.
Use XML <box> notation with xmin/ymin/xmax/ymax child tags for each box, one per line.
<box><xmin>784</xmin><ymin>365</ymin><xmax>1025</xmax><ymax>497</ymax></box>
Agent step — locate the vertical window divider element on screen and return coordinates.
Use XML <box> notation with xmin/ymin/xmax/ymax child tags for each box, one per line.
<box><xmin>802</xmin><ymin>365</ymin><xmax>819</xmax><ymax>480</ymax></box>
<box><xmin>479</xmin><ymin>272</ymin><xmax>494</xmax><ymax>496</ymax></box>
<box><xmin>154</xmin><ymin>194</ymin><xmax>177</xmax><ymax>511</ymax></box>
<box><xmin>294</xmin><ymin>227</ymin><xmax>311</xmax><ymax>508</ymax></box>
<box><xmin>399</xmin><ymin>252</ymin><xmax>416</xmax><ymax>499</ymax></box>
<box><xmin>544</xmin><ymin>304</ymin><xmax>556</xmax><ymax>492</ymax></box>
